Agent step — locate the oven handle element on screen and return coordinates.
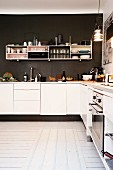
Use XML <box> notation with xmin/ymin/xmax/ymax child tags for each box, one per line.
<box><xmin>89</xmin><ymin>103</ymin><xmax>97</xmax><ymax>106</ymax></box>
<box><xmin>89</xmin><ymin>103</ymin><xmax>103</xmax><ymax>114</ymax></box>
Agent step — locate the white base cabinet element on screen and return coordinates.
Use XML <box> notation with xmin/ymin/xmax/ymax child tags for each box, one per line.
<box><xmin>80</xmin><ymin>84</ymin><xmax>89</xmax><ymax>127</ymax></box>
<box><xmin>0</xmin><ymin>84</ymin><xmax>13</xmax><ymax>112</ymax></box>
<box><xmin>41</xmin><ymin>83</ymin><xmax>66</xmax><ymax>115</ymax></box>
<box><xmin>66</xmin><ymin>84</ymin><xmax>80</xmax><ymax>114</ymax></box>
<box><xmin>14</xmin><ymin>101</ymin><xmax>40</xmax><ymax>113</ymax></box>
<box><xmin>14</xmin><ymin>83</ymin><xmax>40</xmax><ymax>113</ymax></box>
<box><xmin>41</xmin><ymin>83</ymin><xmax>80</xmax><ymax>115</ymax></box>
<box><xmin>103</xmin><ymin>95</ymin><xmax>113</xmax><ymax>156</ymax></box>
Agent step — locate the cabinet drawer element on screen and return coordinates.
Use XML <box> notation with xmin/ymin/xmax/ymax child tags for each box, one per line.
<box><xmin>14</xmin><ymin>101</ymin><xmax>40</xmax><ymax>112</ymax></box>
<box><xmin>14</xmin><ymin>90</ymin><xmax>40</xmax><ymax>101</ymax></box>
<box><xmin>14</xmin><ymin>83</ymin><xmax>40</xmax><ymax>89</ymax></box>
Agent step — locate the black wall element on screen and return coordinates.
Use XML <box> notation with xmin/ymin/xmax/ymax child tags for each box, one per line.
<box><xmin>0</xmin><ymin>14</ymin><xmax>102</xmax><ymax>81</ymax></box>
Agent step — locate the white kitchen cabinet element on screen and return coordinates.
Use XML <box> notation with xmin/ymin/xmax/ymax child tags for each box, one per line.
<box><xmin>0</xmin><ymin>84</ymin><xmax>13</xmax><ymax>112</ymax></box>
<box><xmin>103</xmin><ymin>95</ymin><xmax>113</xmax><ymax>166</ymax></box>
<box><xmin>41</xmin><ymin>83</ymin><xmax>66</xmax><ymax>115</ymax></box>
<box><xmin>66</xmin><ymin>84</ymin><xmax>80</xmax><ymax>114</ymax></box>
<box><xmin>14</xmin><ymin>101</ymin><xmax>40</xmax><ymax>113</ymax></box>
<box><xmin>103</xmin><ymin>94</ymin><xmax>113</xmax><ymax>155</ymax></box>
<box><xmin>104</xmin><ymin>117</ymin><xmax>113</xmax><ymax>158</ymax></box>
<box><xmin>80</xmin><ymin>84</ymin><xmax>89</xmax><ymax>127</ymax></box>
<box><xmin>14</xmin><ymin>90</ymin><xmax>40</xmax><ymax>101</ymax></box>
<box><xmin>14</xmin><ymin>83</ymin><xmax>40</xmax><ymax>113</ymax></box>
<box><xmin>103</xmin><ymin>95</ymin><xmax>113</xmax><ymax>122</ymax></box>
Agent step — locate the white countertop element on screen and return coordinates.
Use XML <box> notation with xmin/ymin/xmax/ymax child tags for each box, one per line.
<box><xmin>1</xmin><ymin>81</ymin><xmax>113</xmax><ymax>96</ymax></box>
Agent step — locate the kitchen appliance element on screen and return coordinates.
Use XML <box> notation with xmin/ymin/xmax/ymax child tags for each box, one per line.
<box><xmin>89</xmin><ymin>90</ymin><xmax>104</xmax><ymax>156</ymax></box>
<box><xmin>28</xmin><ymin>51</ymin><xmax>48</xmax><ymax>59</ymax></box>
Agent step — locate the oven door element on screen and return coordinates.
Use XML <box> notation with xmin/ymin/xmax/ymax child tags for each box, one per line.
<box><xmin>90</xmin><ymin>104</ymin><xmax>104</xmax><ymax>156</ymax></box>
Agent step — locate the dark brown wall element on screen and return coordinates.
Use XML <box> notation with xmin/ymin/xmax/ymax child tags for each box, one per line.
<box><xmin>0</xmin><ymin>14</ymin><xmax>102</xmax><ymax>81</ymax></box>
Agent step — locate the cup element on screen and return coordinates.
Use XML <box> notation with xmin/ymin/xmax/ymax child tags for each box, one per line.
<box><xmin>7</xmin><ymin>47</ymin><xmax>10</xmax><ymax>53</ymax></box>
<box><xmin>28</xmin><ymin>41</ymin><xmax>32</xmax><ymax>46</ymax></box>
<box><xmin>38</xmin><ymin>41</ymin><xmax>41</xmax><ymax>46</ymax></box>
<box><xmin>65</xmin><ymin>43</ymin><xmax>69</xmax><ymax>46</ymax></box>
<box><xmin>23</xmin><ymin>42</ymin><xmax>27</xmax><ymax>46</ymax></box>
<box><xmin>22</xmin><ymin>48</ymin><xmax>27</xmax><ymax>53</ymax></box>
<box><xmin>11</xmin><ymin>48</ymin><xmax>14</xmax><ymax>53</ymax></box>
<box><xmin>17</xmin><ymin>49</ymin><xmax>20</xmax><ymax>53</ymax></box>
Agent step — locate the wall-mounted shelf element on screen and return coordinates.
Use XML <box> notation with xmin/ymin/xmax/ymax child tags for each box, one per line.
<box><xmin>6</xmin><ymin>45</ymin><xmax>28</xmax><ymax>60</ymax></box>
<box><xmin>49</xmin><ymin>45</ymin><xmax>70</xmax><ymax>60</ymax></box>
<box><xmin>6</xmin><ymin>43</ymin><xmax>92</xmax><ymax>61</ymax></box>
<box><xmin>71</xmin><ymin>44</ymin><xmax>92</xmax><ymax>60</ymax></box>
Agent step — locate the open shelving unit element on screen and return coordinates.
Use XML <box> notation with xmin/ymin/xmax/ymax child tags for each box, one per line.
<box><xmin>6</xmin><ymin>43</ymin><xmax>92</xmax><ymax>61</ymax></box>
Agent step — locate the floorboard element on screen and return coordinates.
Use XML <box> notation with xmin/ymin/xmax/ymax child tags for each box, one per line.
<box><xmin>0</xmin><ymin>121</ymin><xmax>106</xmax><ymax>170</ymax></box>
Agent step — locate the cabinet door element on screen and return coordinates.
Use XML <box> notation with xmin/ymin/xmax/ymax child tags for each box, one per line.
<box><xmin>0</xmin><ymin>84</ymin><xmax>13</xmax><ymax>112</ymax></box>
<box><xmin>80</xmin><ymin>85</ymin><xmax>89</xmax><ymax>127</ymax></box>
<box><xmin>14</xmin><ymin>101</ymin><xmax>40</xmax><ymax>113</ymax></box>
<box><xmin>41</xmin><ymin>84</ymin><xmax>66</xmax><ymax>115</ymax></box>
<box><xmin>66</xmin><ymin>84</ymin><xmax>80</xmax><ymax>114</ymax></box>
<box><xmin>103</xmin><ymin>95</ymin><xmax>113</xmax><ymax>122</ymax></box>
<box><xmin>14</xmin><ymin>90</ymin><xmax>40</xmax><ymax>101</ymax></box>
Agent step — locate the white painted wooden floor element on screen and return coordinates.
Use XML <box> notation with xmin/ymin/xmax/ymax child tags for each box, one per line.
<box><xmin>0</xmin><ymin>121</ymin><xmax>106</xmax><ymax>170</ymax></box>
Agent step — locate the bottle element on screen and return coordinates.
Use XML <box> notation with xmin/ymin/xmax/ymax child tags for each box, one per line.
<box><xmin>55</xmin><ymin>37</ymin><xmax>58</xmax><ymax>45</ymax></box>
<box><xmin>62</xmin><ymin>71</ymin><xmax>66</xmax><ymax>82</ymax></box>
<box><xmin>24</xmin><ymin>72</ymin><xmax>28</xmax><ymax>82</ymax></box>
<box><xmin>69</xmin><ymin>35</ymin><xmax>71</xmax><ymax>45</ymax></box>
<box><xmin>35</xmin><ymin>75</ymin><xmax>38</xmax><ymax>82</ymax></box>
<box><xmin>33</xmin><ymin>36</ymin><xmax>36</xmax><ymax>46</ymax></box>
<box><xmin>35</xmin><ymin>38</ymin><xmax>38</xmax><ymax>46</ymax></box>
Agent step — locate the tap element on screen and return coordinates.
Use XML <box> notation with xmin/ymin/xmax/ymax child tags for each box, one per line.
<box><xmin>90</xmin><ymin>67</ymin><xmax>95</xmax><ymax>74</ymax></box>
<box><xmin>29</xmin><ymin>67</ymin><xmax>34</xmax><ymax>82</ymax></box>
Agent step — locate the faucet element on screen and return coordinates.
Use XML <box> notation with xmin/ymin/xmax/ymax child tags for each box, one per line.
<box><xmin>29</xmin><ymin>67</ymin><xmax>34</xmax><ymax>82</ymax></box>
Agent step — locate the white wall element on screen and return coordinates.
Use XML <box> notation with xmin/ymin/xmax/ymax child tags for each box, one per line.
<box><xmin>103</xmin><ymin>0</ymin><xmax>113</xmax><ymax>74</ymax></box>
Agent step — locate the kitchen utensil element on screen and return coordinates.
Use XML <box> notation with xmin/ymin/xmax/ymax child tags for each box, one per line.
<box><xmin>82</xmin><ymin>75</ymin><xmax>92</xmax><ymax>80</ymax></box>
<box><xmin>17</xmin><ymin>49</ymin><xmax>20</xmax><ymax>53</ymax></box>
<box><xmin>28</xmin><ymin>41</ymin><xmax>32</xmax><ymax>46</ymax></box>
<box><xmin>23</xmin><ymin>42</ymin><xmax>27</xmax><ymax>46</ymax></box>
<box><xmin>72</xmin><ymin>56</ymin><xmax>79</xmax><ymax>59</ymax></box>
<box><xmin>80</xmin><ymin>55</ymin><xmax>90</xmax><ymax>59</ymax></box>
<box><xmin>79</xmin><ymin>50</ymin><xmax>90</xmax><ymax>53</ymax></box>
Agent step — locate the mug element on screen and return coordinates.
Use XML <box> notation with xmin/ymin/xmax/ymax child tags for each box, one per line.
<box><xmin>22</xmin><ymin>48</ymin><xmax>27</xmax><ymax>53</ymax></box>
<box><xmin>17</xmin><ymin>49</ymin><xmax>20</xmax><ymax>53</ymax></box>
<box><xmin>38</xmin><ymin>41</ymin><xmax>41</xmax><ymax>46</ymax></box>
<box><xmin>7</xmin><ymin>47</ymin><xmax>10</xmax><ymax>53</ymax></box>
<box><xmin>28</xmin><ymin>41</ymin><xmax>32</xmax><ymax>46</ymax></box>
<box><xmin>23</xmin><ymin>42</ymin><xmax>27</xmax><ymax>46</ymax></box>
<box><xmin>11</xmin><ymin>48</ymin><xmax>14</xmax><ymax>53</ymax></box>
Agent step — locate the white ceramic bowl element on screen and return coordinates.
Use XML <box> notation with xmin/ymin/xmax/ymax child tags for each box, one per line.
<box><xmin>80</xmin><ymin>55</ymin><xmax>90</xmax><ymax>59</ymax></box>
<box><xmin>82</xmin><ymin>75</ymin><xmax>92</xmax><ymax>81</ymax></box>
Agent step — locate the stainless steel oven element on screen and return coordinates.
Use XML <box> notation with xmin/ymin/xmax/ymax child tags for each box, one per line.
<box><xmin>89</xmin><ymin>90</ymin><xmax>104</xmax><ymax>156</ymax></box>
